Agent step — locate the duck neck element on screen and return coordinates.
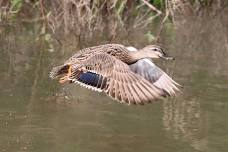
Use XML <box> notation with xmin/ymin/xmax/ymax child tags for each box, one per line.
<box><xmin>128</xmin><ymin>51</ymin><xmax>153</xmax><ymax>64</ymax></box>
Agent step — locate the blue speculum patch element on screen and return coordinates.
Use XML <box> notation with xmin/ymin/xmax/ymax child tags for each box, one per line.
<box><xmin>78</xmin><ymin>72</ymin><xmax>106</xmax><ymax>89</ymax></box>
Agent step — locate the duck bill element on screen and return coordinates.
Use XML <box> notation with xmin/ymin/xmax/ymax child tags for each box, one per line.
<box><xmin>160</xmin><ymin>55</ymin><xmax>175</xmax><ymax>60</ymax></box>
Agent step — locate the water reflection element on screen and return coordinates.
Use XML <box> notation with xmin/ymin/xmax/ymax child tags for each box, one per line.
<box><xmin>161</xmin><ymin>15</ymin><xmax>228</xmax><ymax>152</ymax></box>
<box><xmin>162</xmin><ymin>97</ymin><xmax>207</xmax><ymax>151</ymax></box>
<box><xmin>0</xmin><ymin>15</ymin><xmax>228</xmax><ymax>152</ymax></box>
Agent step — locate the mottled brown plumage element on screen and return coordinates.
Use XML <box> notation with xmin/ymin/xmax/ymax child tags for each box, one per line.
<box><xmin>50</xmin><ymin>44</ymin><xmax>180</xmax><ymax>105</ymax></box>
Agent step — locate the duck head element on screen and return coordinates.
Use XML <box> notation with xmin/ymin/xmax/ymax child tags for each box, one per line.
<box><xmin>140</xmin><ymin>45</ymin><xmax>175</xmax><ymax>60</ymax></box>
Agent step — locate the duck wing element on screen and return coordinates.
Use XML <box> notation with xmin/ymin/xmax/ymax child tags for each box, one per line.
<box><xmin>69</xmin><ymin>53</ymin><xmax>166</xmax><ymax>105</ymax></box>
<box><xmin>129</xmin><ymin>59</ymin><xmax>180</xmax><ymax>96</ymax></box>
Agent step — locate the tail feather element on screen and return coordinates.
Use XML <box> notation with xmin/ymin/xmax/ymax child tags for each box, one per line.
<box><xmin>49</xmin><ymin>65</ymin><xmax>69</xmax><ymax>79</ymax></box>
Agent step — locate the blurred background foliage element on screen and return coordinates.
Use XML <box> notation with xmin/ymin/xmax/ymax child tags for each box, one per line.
<box><xmin>0</xmin><ymin>0</ymin><xmax>227</xmax><ymax>47</ymax></box>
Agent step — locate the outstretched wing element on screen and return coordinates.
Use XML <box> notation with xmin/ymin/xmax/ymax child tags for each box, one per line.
<box><xmin>129</xmin><ymin>59</ymin><xmax>180</xmax><ymax>96</ymax></box>
<box><xmin>70</xmin><ymin>53</ymin><xmax>166</xmax><ymax>105</ymax></box>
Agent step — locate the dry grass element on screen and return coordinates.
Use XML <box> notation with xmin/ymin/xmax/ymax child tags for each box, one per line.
<box><xmin>1</xmin><ymin>0</ymin><xmax>227</xmax><ymax>46</ymax></box>
<box><xmin>167</xmin><ymin>0</ymin><xmax>228</xmax><ymax>24</ymax></box>
<box><xmin>46</xmin><ymin>0</ymin><xmax>165</xmax><ymax>41</ymax></box>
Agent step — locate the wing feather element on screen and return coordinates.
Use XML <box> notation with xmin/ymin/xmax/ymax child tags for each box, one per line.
<box><xmin>130</xmin><ymin>59</ymin><xmax>180</xmax><ymax>96</ymax></box>
<box><xmin>74</xmin><ymin>53</ymin><xmax>165</xmax><ymax>104</ymax></box>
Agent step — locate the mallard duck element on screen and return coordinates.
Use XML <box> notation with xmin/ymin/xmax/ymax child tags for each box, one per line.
<box><xmin>50</xmin><ymin>44</ymin><xmax>180</xmax><ymax>105</ymax></box>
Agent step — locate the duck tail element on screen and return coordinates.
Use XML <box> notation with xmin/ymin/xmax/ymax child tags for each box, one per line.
<box><xmin>49</xmin><ymin>64</ymin><xmax>70</xmax><ymax>79</ymax></box>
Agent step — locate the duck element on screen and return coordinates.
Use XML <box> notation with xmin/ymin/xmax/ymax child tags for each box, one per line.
<box><xmin>49</xmin><ymin>44</ymin><xmax>180</xmax><ymax>105</ymax></box>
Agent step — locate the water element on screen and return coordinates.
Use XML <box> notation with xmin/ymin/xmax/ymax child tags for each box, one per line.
<box><xmin>0</xmin><ymin>16</ymin><xmax>228</xmax><ymax>152</ymax></box>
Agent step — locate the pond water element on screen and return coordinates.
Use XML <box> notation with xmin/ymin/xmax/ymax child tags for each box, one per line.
<box><xmin>0</xmin><ymin>16</ymin><xmax>228</xmax><ymax>152</ymax></box>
